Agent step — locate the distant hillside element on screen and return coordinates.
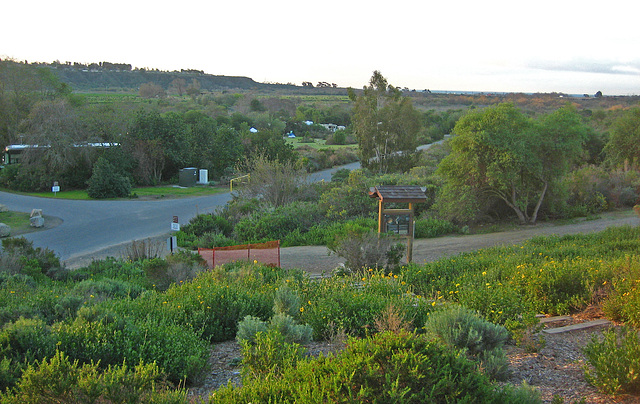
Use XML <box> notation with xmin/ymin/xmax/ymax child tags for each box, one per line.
<box><xmin>49</xmin><ymin>66</ymin><xmax>298</xmax><ymax>92</ymax></box>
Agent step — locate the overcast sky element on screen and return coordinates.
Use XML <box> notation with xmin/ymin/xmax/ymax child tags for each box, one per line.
<box><xmin>3</xmin><ymin>0</ymin><xmax>639</xmax><ymax>95</ymax></box>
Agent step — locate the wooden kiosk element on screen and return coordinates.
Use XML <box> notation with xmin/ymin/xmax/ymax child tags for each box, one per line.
<box><xmin>368</xmin><ymin>185</ymin><xmax>427</xmax><ymax>264</ymax></box>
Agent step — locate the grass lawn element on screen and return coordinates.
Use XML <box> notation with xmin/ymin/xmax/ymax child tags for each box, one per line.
<box><xmin>0</xmin><ymin>211</ymin><xmax>32</xmax><ymax>234</ymax></box>
<box><xmin>2</xmin><ymin>185</ymin><xmax>227</xmax><ymax>200</ymax></box>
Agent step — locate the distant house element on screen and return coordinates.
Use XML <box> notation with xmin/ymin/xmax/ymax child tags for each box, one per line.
<box><xmin>320</xmin><ymin>123</ymin><xmax>346</xmax><ymax>133</ymax></box>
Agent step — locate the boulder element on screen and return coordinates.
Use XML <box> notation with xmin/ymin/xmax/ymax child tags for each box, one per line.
<box><xmin>30</xmin><ymin>216</ymin><xmax>44</xmax><ymax>228</ymax></box>
<box><xmin>0</xmin><ymin>223</ymin><xmax>10</xmax><ymax>237</ymax></box>
<box><xmin>0</xmin><ymin>204</ymin><xmax>8</xmax><ymax>212</ymax></box>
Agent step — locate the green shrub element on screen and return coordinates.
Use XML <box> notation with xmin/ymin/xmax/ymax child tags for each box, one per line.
<box><xmin>214</xmin><ymin>331</ymin><xmax>537</xmax><ymax>403</ymax></box>
<box><xmin>299</xmin><ymin>272</ymin><xmax>428</xmax><ymax>339</ymax></box>
<box><xmin>0</xmin><ymin>350</ymin><xmax>186</xmax><ymax>404</ymax></box>
<box><xmin>71</xmin><ymin>278</ymin><xmax>145</xmax><ymax>301</ymax></box>
<box><xmin>236</xmin><ymin>315</ymin><xmax>269</xmax><ymax>345</ymax></box>
<box><xmin>414</xmin><ymin>217</ymin><xmax>459</xmax><ymax>238</ymax></box>
<box><xmin>328</xmin><ymin>229</ymin><xmax>404</xmax><ymax>273</ymax></box>
<box><xmin>1</xmin><ymin>237</ymin><xmax>61</xmax><ymax>278</ymax></box>
<box><xmin>87</xmin><ymin>157</ymin><xmax>132</xmax><ymax>199</ymax></box>
<box><xmin>181</xmin><ymin>213</ymin><xmax>233</xmax><ymax>237</ymax></box>
<box><xmin>269</xmin><ymin>313</ymin><xmax>313</xmax><ymax>345</ymax></box>
<box><xmin>273</xmin><ymin>284</ymin><xmax>301</xmax><ymax>319</ymax></box>
<box><xmin>239</xmin><ymin>329</ymin><xmax>306</xmax><ymax>382</ymax></box>
<box><xmin>583</xmin><ymin>326</ymin><xmax>640</xmax><ymax>395</ymax></box>
<box><xmin>0</xmin><ymin>317</ymin><xmax>56</xmax><ymax>363</ymax></box>
<box><xmin>52</xmin><ymin>314</ymin><xmax>208</xmax><ymax>384</ymax></box>
<box><xmin>424</xmin><ymin>304</ymin><xmax>510</xmax><ymax>380</ymax></box>
<box><xmin>234</xmin><ymin>201</ymin><xmax>325</xmax><ymax>244</ymax></box>
<box><xmin>236</xmin><ymin>313</ymin><xmax>312</xmax><ymax>346</ymax></box>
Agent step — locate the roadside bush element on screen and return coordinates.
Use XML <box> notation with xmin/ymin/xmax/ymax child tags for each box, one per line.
<box><xmin>87</xmin><ymin>157</ymin><xmax>132</xmax><ymax>199</ymax></box>
<box><xmin>0</xmin><ymin>350</ymin><xmax>186</xmax><ymax>404</ymax></box>
<box><xmin>0</xmin><ymin>317</ymin><xmax>56</xmax><ymax>363</ymax></box>
<box><xmin>328</xmin><ymin>228</ymin><xmax>404</xmax><ymax>274</ymax></box>
<box><xmin>414</xmin><ymin>216</ymin><xmax>459</xmax><ymax>238</ymax></box>
<box><xmin>1</xmin><ymin>237</ymin><xmax>60</xmax><ymax>278</ymax></box>
<box><xmin>583</xmin><ymin>326</ymin><xmax>640</xmax><ymax>395</ymax></box>
<box><xmin>181</xmin><ymin>213</ymin><xmax>233</xmax><ymax>237</ymax></box>
<box><xmin>234</xmin><ymin>201</ymin><xmax>325</xmax><ymax>244</ymax></box>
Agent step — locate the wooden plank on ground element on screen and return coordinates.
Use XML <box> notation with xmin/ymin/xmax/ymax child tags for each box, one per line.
<box><xmin>539</xmin><ymin>315</ymin><xmax>572</xmax><ymax>324</ymax></box>
<box><xmin>543</xmin><ymin>319</ymin><xmax>611</xmax><ymax>334</ymax></box>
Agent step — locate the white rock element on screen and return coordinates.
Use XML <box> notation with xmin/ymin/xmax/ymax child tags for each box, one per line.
<box><xmin>0</xmin><ymin>223</ymin><xmax>10</xmax><ymax>237</ymax></box>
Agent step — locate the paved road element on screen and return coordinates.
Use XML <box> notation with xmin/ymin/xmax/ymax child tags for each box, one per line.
<box><xmin>0</xmin><ymin>162</ymin><xmax>363</xmax><ymax>264</ymax></box>
<box><xmin>0</xmin><ymin>190</ymin><xmax>234</xmax><ymax>262</ymax></box>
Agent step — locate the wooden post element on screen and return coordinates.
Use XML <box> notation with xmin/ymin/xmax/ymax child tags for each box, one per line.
<box><xmin>406</xmin><ymin>203</ymin><xmax>412</xmax><ymax>264</ymax></box>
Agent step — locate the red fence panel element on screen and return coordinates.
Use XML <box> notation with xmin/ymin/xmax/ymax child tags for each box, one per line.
<box><xmin>198</xmin><ymin>240</ymin><xmax>280</xmax><ymax>268</ymax></box>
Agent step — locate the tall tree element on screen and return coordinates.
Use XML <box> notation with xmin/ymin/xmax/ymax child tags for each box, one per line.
<box><xmin>170</xmin><ymin>78</ymin><xmax>187</xmax><ymax>96</ymax></box>
<box><xmin>604</xmin><ymin>107</ymin><xmax>640</xmax><ymax>170</ymax></box>
<box><xmin>349</xmin><ymin>71</ymin><xmax>420</xmax><ymax>173</ymax></box>
<box><xmin>436</xmin><ymin>103</ymin><xmax>586</xmax><ymax>224</ymax></box>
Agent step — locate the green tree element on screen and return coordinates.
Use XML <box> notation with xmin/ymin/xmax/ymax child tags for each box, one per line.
<box><xmin>0</xmin><ymin>59</ymin><xmax>71</xmax><ymax>150</ymax></box>
<box><xmin>437</xmin><ymin>103</ymin><xmax>586</xmax><ymax>224</ymax></box>
<box><xmin>239</xmin><ymin>154</ymin><xmax>308</xmax><ymax>207</ymax></box>
<box><xmin>349</xmin><ymin>71</ymin><xmax>420</xmax><ymax>173</ymax></box>
<box><xmin>184</xmin><ymin>110</ymin><xmax>243</xmax><ymax>179</ymax></box>
<box><xmin>125</xmin><ymin>110</ymin><xmax>190</xmax><ymax>184</ymax></box>
<box><xmin>604</xmin><ymin>107</ymin><xmax>640</xmax><ymax>170</ymax></box>
<box><xmin>87</xmin><ymin>157</ymin><xmax>131</xmax><ymax>198</ymax></box>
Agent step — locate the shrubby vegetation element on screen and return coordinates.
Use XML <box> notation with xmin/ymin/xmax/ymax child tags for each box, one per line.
<box><xmin>1</xmin><ymin>222</ymin><xmax>640</xmax><ymax>400</ymax></box>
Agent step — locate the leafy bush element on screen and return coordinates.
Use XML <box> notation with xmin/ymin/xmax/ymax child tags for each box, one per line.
<box><xmin>299</xmin><ymin>272</ymin><xmax>430</xmax><ymax>339</ymax></box>
<box><xmin>213</xmin><ymin>331</ymin><xmax>539</xmax><ymax>403</ymax></box>
<box><xmin>0</xmin><ymin>350</ymin><xmax>186</xmax><ymax>404</ymax></box>
<box><xmin>234</xmin><ymin>201</ymin><xmax>325</xmax><ymax>244</ymax></box>
<box><xmin>424</xmin><ymin>304</ymin><xmax>510</xmax><ymax>380</ymax></box>
<box><xmin>239</xmin><ymin>329</ymin><xmax>306</xmax><ymax>382</ymax></box>
<box><xmin>1</xmin><ymin>237</ymin><xmax>61</xmax><ymax>278</ymax></box>
<box><xmin>328</xmin><ymin>229</ymin><xmax>404</xmax><ymax>273</ymax></box>
<box><xmin>236</xmin><ymin>315</ymin><xmax>269</xmax><ymax>345</ymax></box>
<box><xmin>71</xmin><ymin>278</ymin><xmax>145</xmax><ymax>301</ymax></box>
<box><xmin>0</xmin><ymin>318</ymin><xmax>56</xmax><ymax>363</ymax></box>
<box><xmin>273</xmin><ymin>284</ymin><xmax>301</xmax><ymax>319</ymax></box>
<box><xmin>583</xmin><ymin>327</ymin><xmax>640</xmax><ymax>395</ymax></box>
<box><xmin>87</xmin><ymin>157</ymin><xmax>132</xmax><ymax>199</ymax></box>
<box><xmin>181</xmin><ymin>213</ymin><xmax>233</xmax><ymax>237</ymax></box>
<box><xmin>414</xmin><ymin>216</ymin><xmax>459</xmax><ymax>238</ymax></box>
<box><xmin>236</xmin><ymin>283</ymin><xmax>313</xmax><ymax>346</ymax></box>
<box><xmin>52</xmin><ymin>313</ymin><xmax>208</xmax><ymax>384</ymax></box>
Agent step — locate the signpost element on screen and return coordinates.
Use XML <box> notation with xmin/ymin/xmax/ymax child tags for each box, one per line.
<box><xmin>368</xmin><ymin>186</ymin><xmax>427</xmax><ymax>264</ymax></box>
<box><xmin>52</xmin><ymin>181</ymin><xmax>60</xmax><ymax>196</ymax></box>
<box><xmin>167</xmin><ymin>236</ymin><xmax>177</xmax><ymax>254</ymax></box>
<box><xmin>170</xmin><ymin>216</ymin><xmax>180</xmax><ymax>231</ymax></box>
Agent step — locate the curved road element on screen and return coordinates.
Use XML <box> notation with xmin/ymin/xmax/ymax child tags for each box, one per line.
<box><xmin>0</xmin><ymin>162</ymin><xmax>361</xmax><ymax>264</ymax></box>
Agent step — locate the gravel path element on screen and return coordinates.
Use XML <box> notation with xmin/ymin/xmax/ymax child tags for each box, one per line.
<box><xmin>280</xmin><ymin>210</ymin><xmax>639</xmax><ymax>275</ymax></box>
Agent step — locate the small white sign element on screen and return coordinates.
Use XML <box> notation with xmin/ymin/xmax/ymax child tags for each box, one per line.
<box><xmin>52</xmin><ymin>185</ymin><xmax>60</xmax><ymax>193</ymax></box>
<box><xmin>170</xmin><ymin>222</ymin><xmax>180</xmax><ymax>231</ymax></box>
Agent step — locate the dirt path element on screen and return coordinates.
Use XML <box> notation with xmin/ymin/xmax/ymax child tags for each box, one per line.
<box><xmin>279</xmin><ymin>210</ymin><xmax>639</xmax><ymax>275</ymax></box>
